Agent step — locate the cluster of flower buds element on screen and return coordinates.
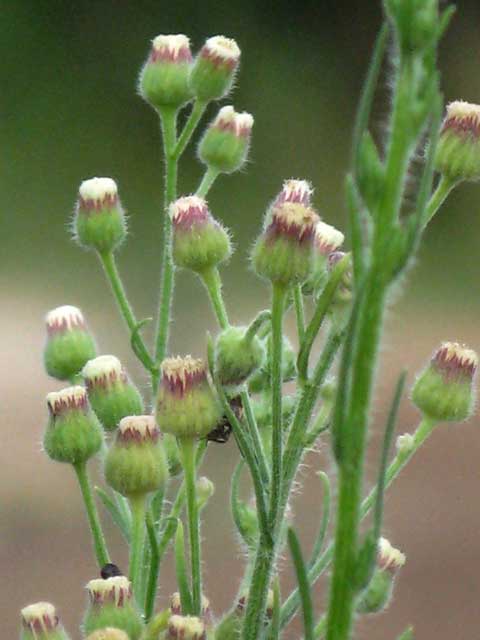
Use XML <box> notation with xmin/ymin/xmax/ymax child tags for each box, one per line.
<box><xmin>44</xmin><ymin>305</ymin><xmax>96</xmax><ymax>381</ymax></box>
<box><xmin>170</xmin><ymin>196</ymin><xmax>231</xmax><ymax>274</ymax></box>
<box><xmin>198</xmin><ymin>106</ymin><xmax>253</xmax><ymax>174</ymax></box>
<box><xmin>435</xmin><ymin>101</ymin><xmax>480</xmax><ymax>184</ymax></box>
<box><xmin>412</xmin><ymin>341</ymin><xmax>478</xmax><ymax>422</ymax></box>
<box><xmin>357</xmin><ymin>537</ymin><xmax>406</xmax><ymax>615</ymax></box>
<box><xmin>105</xmin><ymin>415</ymin><xmax>167</xmax><ymax>498</ymax></box>
<box><xmin>252</xmin><ymin>179</ymin><xmax>320</xmax><ymax>287</ymax></box>
<box><xmin>156</xmin><ymin>356</ymin><xmax>222</xmax><ymax>439</ymax></box>
<box><xmin>82</xmin><ymin>355</ymin><xmax>144</xmax><ymax>431</ymax></box>
<box><xmin>214</xmin><ymin>325</ymin><xmax>265</xmax><ymax>389</ymax></box>
<box><xmin>74</xmin><ymin>178</ymin><xmax>127</xmax><ymax>254</ymax></box>
<box><xmin>20</xmin><ymin>602</ymin><xmax>70</xmax><ymax>640</ymax></box>
<box><xmin>44</xmin><ymin>386</ymin><xmax>103</xmax><ymax>465</ymax></box>
<box><xmin>83</xmin><ymin>576</ymin><xmax>143</xmax><ymax>640</ymax></box>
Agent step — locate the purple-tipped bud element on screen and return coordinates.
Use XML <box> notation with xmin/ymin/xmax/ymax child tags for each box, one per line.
<box><xmin>198</xmin><ymin>106</ymin><xmax>254</xmax><ymax>173</ymax></box>
<box><xmin>304</xmin><ymin>221</ymin><xmax>345</xmax><ymax>294</ymax></box>
<box><xmin>377</xmin><ymin>537</ymin><xmax>406</xmax><ymax>574</ymax></box>
<box><xmin>170</xmin><ymin>593</ymin><xmax>210</xmax><ymax>618</ymax></box>
<box><xmin>273</xmin><ymin>179</ymin><xmax>313</xmax><ymax>207</ymax></box>
<box><xmin>21</xmin><ymin>602</ymin><xmax>69</xmax><ymax>640</ymax></box>
<box><xmin>190</xmin><ymin>36</ymin><xmax>240</xmax><ymax>102</ymax></box>
<box><xmin>168</xmin><ymin>615</ymin><xmax>206</xmax><ymax>640</ymax></box>
<box><xmin>435</xmin><ymin>100</ymin><xmax>480</xmax><ymax>182</ymax></box>
<box><xmin>357</xmin><ymin>537</ymin><xmax>405</xmax><ymax>614</ymax></box>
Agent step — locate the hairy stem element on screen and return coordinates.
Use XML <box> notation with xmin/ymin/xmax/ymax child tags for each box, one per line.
<box><xmin>197</xmin><ymin>166</ymin><xmax>220</xmax><ymax>198</ymax></box>
<box><xmin>128</xmin><ymin>494</ymin><xmax>147</xmax><ymax>601</ymax></box>
<box><xmin>200</xmin><ymin>266</ymin><xmax>229</xmax><ymax>330</ymax></box>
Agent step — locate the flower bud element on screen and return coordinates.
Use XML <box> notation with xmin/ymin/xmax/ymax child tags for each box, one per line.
<box><xmin>357</xmin><ymin>537</ymin><xmax>405</xmax><ymax>614</ymax></box>
<box><xmin>86</xmin><ymin>630</ymin><xmax>129</xmax><ymax>640</ymax></box>
<box><xmin>44</xmin><ymin>386</ymin><xmax>103</xmax><ymax>465</ymax></box>
<box><xmin>327</xmin><ymin>251</ymin><xmax>352</xmax><ymax>307</ymax></box>
<box><xmin>74</xmin><ymin>177</ymin><xmax>126</xmax><ymax>253</ymax></box>
<box><xmin>252</xmin><ymin>182</ymin><xmax>319</xmax><ymax>286</ymax></box>
<box><xmin>215</xmin><ymin>326</ymin><xmax>265</xmax><ymax>388</ymax></box>
<box><xmin>82</xmin><ymin>355</ymin><xmax>144</xmax><ymax>431</ymax></box>
<box><xmin>139</xmin><ymin>34</ymin><xmax>193</xmax><ymax>111</ymax></box>
<box><xmin>435</xmin><ymin>101</ymin><xmax>480</xmax><ymax>183</ymax></box>
<box><xmin>251</xmin><ymin>393</ymin><xmax>296</xmax><ymax>431</ymax></box>
<box><xmin>21</xmin><ymin>603</ymin><xmax>70</xmax><ymax>640</ymax></box>
<box><xmin>170</xmin><ymin>593</ymin><xmax>210</xmax><ymax>618</ymax></box>
<box><xmin>198</xmin><ymin>106</ymin><xmax>253</xmax><ymax>174</ymax></box>
<box><xmin>248</xmin><ymin>335</ymin><xmax>296</xmax><ymax>393</ymax></box>
<box><xmin>196</xmin><ymin>476</ymin><xmax>215</xmax><ymax>510</ymax></box>
<box><xmin>305</xmin><ymin>221</ymin><xmax>345</xmax><ymax>294</ymax></box>
<box><xmin>168</xmin><ymin>615</ymin><xmax>206</xmax><ymax>640</ymax></box>
<box><xmin>105</xmin><ymin>416</ymin><xmax>167</xmax><ymax>498</ymax></box>
<box><xmin>83</xmin><ymin>576</ymin><xmax>143</xmax><ymax>640</ymax></box>
<box><xmin>395</xmin><ymin>433</ymin><xmax>415</xmax><ymax>457</ymax></box>
<box><xmin>189</xmin><ymin>36</ymin><xmax>240</xmax><ymax>102</ymax></box>
<box><xmin>44</xmin><ymin>306</ymin><xmax>97</xmax><ymax>381</ymax></box>
<box><xmin>156</xmin><ymin>356</ymin><xmax>222</xmax><ymax>439</ymax></box>
<box><xmin>412</xmin><ymin>342</ymin><xmax>478</xmax><ymax>422</ymax></box>
<box><xmin>170</xmin><ymin>196</ymin><xmax>231</xmax><ymax>273</ymax></box>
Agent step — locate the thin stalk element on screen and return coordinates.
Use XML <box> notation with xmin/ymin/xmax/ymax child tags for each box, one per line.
<box><xmin>173</xmin><ymin>100</ymin><xmax>207</xmax><ymax>160</ymax></box>
<box><xmin>175</xmin><ymin>520</ymin><xmax>194</xmax><ymax>614</ymax></box>
<box><xmin>288</xmin><ymin>528</ymin><xmax>314</xmax><ymax>640</ymax></box>
<box><xmin>196</xmin><ymin>166</ymin><xmax>220</xmax><ymax>198</ymax></box>
<box><xmin>178</xmin><ymin>438</ymin><xmax>202</xmax><ymax>615</ymax></box>
<box><xmin>200</xmin><ymin>266</ymin><xmax>229</xmax><ymax>330</ymax></box>
<box><xmin>304</xmin><ymin>403</ymin><xmax>332</xmax><ymax>448</ymax></box>
<box><xmin>74</xmin><ymin>462</ymin><xmax>110</xmax><ymax>568</ymax></box>
<box><xmin>129</xmin><ymin>494</ymin><xmax>147</xmax><ymax>599</ymax></box>
<box><xmin>309</xmin><ymin>472</ymin><xmax>331</xmax><ymax>566</ymax></box>
<box><xmin>423</xmin><ymin>175</ymin><xmax>457</xmax><ymax>226</ymax></box>
<box><xmin>245</xmin><ymin>310</ymin><xmax>271</xmax><ymax>342</ymax></box>
<box><xmin>293</xmin><ymin>284</ymin><xmax>305</xmax><ymax>344</ymax></box>
<box><xmin>241</xmin><ymin>389</ymin><xmax>270</xmax><ymax>486</ymax></box>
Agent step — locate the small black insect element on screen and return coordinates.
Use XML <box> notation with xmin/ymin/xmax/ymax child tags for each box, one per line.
<box><xmin>101</xmin><ymin>563</ymin><xmax>123</xmax><ymax>579</ymax></box>
<box><xmin>206</xmin><ymin>395</ymin><xmax>243</xmax><ymax>444</ymax></box>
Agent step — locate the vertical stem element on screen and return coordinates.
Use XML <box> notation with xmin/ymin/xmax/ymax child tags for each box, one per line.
<box><xmin>129</xmin><ymin>494</ymin><xmax>147</xmax><ymax>599</ymax></box>
<box><xmin>196</xmin><ymin>166</ymin><xmax>220</xmax><ymax>198</ymax></box>
<box><xmin>99</xmin><ymin>251</ymin><xmax>139</xmax><ymax>334</ymax></box>
<box><xmin>293</xmin><ymin>284</ymin><xmax>305</xmax><ymax>344</ymax></box>
<box><xmin>173</xmin><ymin>100</ymin><xmax>207</xmax><ymax>160</ymax></box>
<box><xmin>200</xmin><ymin>266</ymin><xmax>229</xmax><ymax>330</ymax></box>
<box><xmin>241</xmin><ymin>541</ymin><xmax>275</xmax><ymax>640</ymax></box>
<box><xmin>74</xmin><ymin>462</ymin><xmax>110</xmax><ymax>568</ymax></box>
<box><xmin>179</xmin><ymin>438</ymin><xmax>202</xmax><ymax>615</ymax></box>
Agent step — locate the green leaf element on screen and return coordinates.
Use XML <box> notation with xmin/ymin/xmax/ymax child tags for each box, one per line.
<box><xmin>174</xmin><ymin>519</ymin><xmax>194</xmax><ymax>615</ymax></box>
<box><xmin>287</xmin><ymin>528</ymin><xmax>314</xmax><ymax>640</ymax></box>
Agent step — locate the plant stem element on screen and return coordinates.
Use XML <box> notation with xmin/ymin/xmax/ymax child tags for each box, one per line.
<box><xmin>241</xmin><ymin>541</ymin><xmax>275</xmax><ymax>640</ymax></box>
<box><xmin>423</xmin><ymin>175</ymin><xmax>457</xmax><ymax>226</ymax></box>
<box><xmin>241</xmin><ymin>388</ymin><xmax>270</xmax><ymax>486</ymax></box>
<box><xmin>74</xmin><ymin>462</ymin><xmax>110</xmax><ymax>568</ymax></box>
<box><xmin>178</xmin><ymin>438</ymin><xmax>202</xmax><ymax>615</ymax></box>
<box><xmin>245</xmin><ymin>310</ymin><xmax>271</xmax><ymax>342</ymax></box>
<box><xmin>288</xmin><ymin>528</ymin><xmax>314</xmax><ymax>640</ymax></box>
<box><xmin>129</xmin><ymin>494</ymin><xmax>147</xmax><ymax>599</ymax></box>
<box><xmin>173</xmin><ymin>100</ymin><xmax>206</xmax><ymax>160</ymax></box>
<box><xmin>293</xmin><ymin>285</ymin><xmax>305</xmax><ymax>344</ymax></box>
<box><xmin>154</xmin><ymin>108</ymin><xmax>178</xmax><ymax>378</ymax></box>
<box><xmin>200</xmin><ymin>266</ymin><xmax>229</xmax><ymax>330</ymax></box>
<box><xmin>196</xmin><ymin>166</ymin><xmax>220</xmax><ymax>198</ymax></box>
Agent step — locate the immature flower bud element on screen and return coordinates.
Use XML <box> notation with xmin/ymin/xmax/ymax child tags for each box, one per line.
<box><xmin>170</xmin><ymin>593</ymin><xmax>210</xmax><ymax>617</ymax></box>
<box><xmin>357</xmin><ymin>537</ymin><xmax>405</xmax><ymax>614</ymax></box>
<box><xmin>252</xmin><ymin>181</ymin><xmax>319</xmax><ymax>286</ymax></box>
<box><xmin>44</xmin><ymin>305</ymin><xmax>97</xmax><ymax>381</ymax></box>
<box><xmin>196</xmin><ymin>476</ymin><xmax>215</xmax><ymax>510</ymax></box>
<box><xmin>215</xmin><ymin>326</ymin><xmax>265</xmax><ymax>388</ymax></box>
<box><xmin>198</xmin><ymin>106</ymin><xmax>253</xmax><ymax>174</ymax></box>
<box><xmin>168</xmin><ymin>615</ymin><xmax>206</xmax><ymax>640</ymax></box>
<box><xmin>139</xmin><ymin>34</ymin><xmax>193</xmax><ymax>111</ymax></box>
<box><xmin>86</xmin><ymin>630</ymin><xmax>129</xmax><ymax>640</ymax></box>
<box><xmin>83</xmin><ymin>576</ymin><xmax>143</xmax><ymax>640</ymax></box>
<box><xmin>412</xmin><ymin>342</ymin><xmax>478</xmax><ymax>422</ymax></box>
<box><xmin>74</xmin><ymin>177</ymin><xmax>126</xmax><ymax>253</ymax></box>
<box><xmin>251</xmin><ymin>394</ymin><xmax>296</xmax><ymax>431</ymax></box>
<box><xmin>156</xmin><ymin>356</ymin><xmax>222</xmax><ymax>439</ymax></box>
<box><xmin>170</xmin><ymin>196</ymin><xmax>231</xmax><ymax>273</ymax></box>
<box><xmin>327</xmin><ymin>251</ymin><xmax>352</xmax><ymax>307</ymax></box>
<box><xmin>435</xmin><ymin>101</ymin><xmax>480</xmax><ymax>183</ymax></box>
<box><xmin>190</xmin><ymin>36</ymin><xmax>240</xmax><ymax>102</ymax></box>
<box><xmin>305</xmin><ymin>221</ymin><xmax>345</xmax><ymax>294</ymax></box>
<box><xmin>105</xmin><ymin>416</ymin><xmax>167</xmax><ymax>498</ymax></box>
<box><xmin>21</xmin><ymin>602</ymin><xmax>69</xmax><ymax>640</ymax></box>
<box><xmin>44</xmin><ymin>386</ymin><xmax>103</xmax><ymax>465</ymax></box>
<box><xmin>82</xmin><ymin>355</ymin><xmax>144</xmax><ymax>431</ymax></box>
<box><xmin>396</xmin><ymin>433</ymin><xmax>415</xmax><ymax>457</ymax></box>
<box><xmin>248</xmin><ymin>335</ymin><xmax>296</xmax><ymax>393</ymax></box>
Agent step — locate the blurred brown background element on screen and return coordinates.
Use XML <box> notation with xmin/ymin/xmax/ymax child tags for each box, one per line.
<box><xmin>2</xmin><ymin>0</ymin><xmax>480</xmax><ymax>638</ymax></box>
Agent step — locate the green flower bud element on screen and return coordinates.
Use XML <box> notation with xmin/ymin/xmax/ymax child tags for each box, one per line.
<box><xmin>357</xmin><ymin>537</ymin><xmax>405</xmax><ymax>614</ymax></box>
<box><xmin>86</xmin><ymin>629</ymin><xmax>129</xmax><ymax>640</ymax></box>
<box><xmin>434</xmin><ymin>101</ymin><xmax>480</xmax><ymax>183</ymax></box>
<box><xmin>74</xmin><ymin>177</ymin><xmax>127</xmax><ymax>253</ymax></box>
<box><xmin>20</xmin><ymin>603</ymin><xmax>70</xmax><ymax>640</ymax></box>
<box><xmin>412</xmin><ymin>342</ymin><xmax>478</xmax><ymax>422</ymax></box>
<box><xmin>44</xmin><ymin>386</ymin><xmax>103</xmax><ymax>465</ymax></box>
<box><xmin>82</xmin><ymin>355</ymin><xmax>144</xmax><ymax>431</ymax></box>
<box><xmin>196</xmin><ymin>476</ymin><xmax>215</xmax><ymax>510</ymax></box>
<box><xmin>327</xmin><ymin>251</ymin><xmax>352</xmax><ymax>308</ymax></box>
<box><xmin>83</xmin><ymin>576</ymin><xmax>143</xmax><ymax>640</ymax></box>
<box><xmin>251</xmin><ymin>393</ymin><xmax>296</xmax><ymax>430</ymax></box>
<box><xmin>252</xmin><ymin>180</ymin><xmax>319</xmax><ymax>286</ymax></box>
<box><xmin>198</xmin><ymin>106</ymin><xmax>253</xmax><ymax>174</ymax></box>
<box><xmin>248</xmin><ymin>335</ymin><xmax>296</xmax><ymax>393</ymax></box>
<box><xmin>304</xmin><ymin>221</ymin><xmax>345</xmax><ymax>294</ymax></box>
<box><xmin>156</xmin><ymin>356</ymin><xmax>223</xmax><ymax>439</ymax></box>
<box><xmin>215</xmin><ymin>326</ymin><xmax>265</xmax><ymax>388</ymax></box>
<box><xmin>105</xmin><ymin>416</ymin><xmax>167</xmax><ymax>498</ymax></box>
<box><xmin>139</xmin><ymin>34</ymin><xmax>193</xmax><ymax>111</ymax></box>
<box><xmin>170</xmin><ymin>196</ymin><xmax>231</xmax><ymax>273</ymax></box>
<box><xmin>168</xmin><ymin>615</ymin><xmax>206</xmax><ymax>640</ymax></box>
<box><xmin>44</xmin><ymin>305</ymin><xmax>97</xmax><ymax>381</ymax></box>
<box><xmin>189</xmin><ymin>36</ymin><xmax>240</xmax><ymax>102</ymax></box>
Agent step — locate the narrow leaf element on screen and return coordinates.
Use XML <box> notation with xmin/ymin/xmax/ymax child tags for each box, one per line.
<box><xmin>174</xmin><ymin>520</ymin><xmax>193</xmax><ymax>615</ymax></box>
<box><xmin>288</xmin><ymin>528</ymin><xmax>314</xmax><ymax>640</ymax></box>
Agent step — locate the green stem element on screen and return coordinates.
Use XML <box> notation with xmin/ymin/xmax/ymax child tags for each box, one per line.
<box><xmin>293</xmin><ymin>285</ymin><xmax>305</xmax><ymax>344</ymax></box>
<box><xmin>241</xmin><ymin>389</ymin><xmax>270</xmax><ymax>486</ymax></box>
<box><xmin>423</xmin><ymin>175</ymin><xmax>457</xmax><ymax>226</ymax></box>
<box><xmin>74</xmin><ymin>462</ymin><xmax>110</xmax><ymax>568</ymax></box>
<box><xmin>153</xmin><ymin>108</ymin><xmax>178</xmax><ymax>378</ymax></box>
<box><xmin>129</xmin><ymin>494</ymin><xmax>147</xmax><ymax>599</ymax></box>
<box><xmin>173</xmin><ymin>100</ymin><xmax>207</xmax><ymax>160</ymax></box>
<box><xmin>244</xmin><ymin>310</ymin><xmax>271</xmax><ymax>343</ymax></box>
<box><xmin>288</xmin><ymin>528</ymin><xmax>314</xmax><ymax>640</ymax></box>
<box><xmin>196</xmin><ymin>166</ymin><xmax>220</xmax><ymax>198</ymax></box>
<box><xmin>200</xmin><ymin>266</ymin><xmax>229</xmax><ymax>330</ymax></box>
<box><xmin>178</xmin><ymin>438</ymin><xmax>202</xmax><ymax>615</ymax></box>
<box><xmin>241</xmin><ymin>541</ymin><xmax>275</xmax><ymax>640</ymax></box>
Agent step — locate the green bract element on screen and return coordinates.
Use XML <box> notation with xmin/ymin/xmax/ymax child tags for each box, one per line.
<box><xmin>215</xmin><ymin>326</ymin><xmax>265</xmax><ymax>388</ymax></box>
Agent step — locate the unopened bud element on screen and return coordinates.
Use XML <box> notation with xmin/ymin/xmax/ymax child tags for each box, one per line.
<box><xmin>435</xmin><ymin>101</ymin><xmax>480</xmax><ymax>183</ymax></box>
<box><xmin>83</xmin><ymin>577</ymin><xmax>143</xmax><ymax>640</ymax></box>
<box><xmin>198</xmin><ymin>106</ymin><xmax>253</xmax><ymax>174</ymax></box>
<box><xmin>327</xmin><ymin>251</ymin><xmax>352</xmax><ymax>308</ymax></box>
<box><xmin>44</xmin><ymin>305</ymin><xmax>97</xmax><ymax>381</ymax></box>
<box><xmin>21</xmin><ymin>603</ymin><xmax>69</xmax><ymax>640</ymax></box>
<box><xmin>196</xmin><ymin>476</ymin><xmax>215</xmax><ymax>510</ymax></box>
<box><xmin>357</xmin><ymin>537</ymin><xmax>405</xmax><ymax>614</ymax></box>
<box><xmin>170</xmin><ymin>196</ymin><xmax>231</xmax><ymax>273</ymax></box>
<box><xmin>74</xmin><ymin>178</ymin><xmax>126</xmax><ymax>253</ymax></box>
<box><xmin>248</xmin><ymin>335</ymin><xmax>296</xmax><ymax>393</ymax></box>
<box><xmin>156</xmin><ymin>356</ymin><xmax>222</xmax><ymax>439</ymax></box>
<box><xmin>305</xmin><ymin>221</ymin><xmax>345</xmax><ymax>294</ymax></box>
<box><xmin>139</xmin><ymin>34</ymin><xmax>193</xmax><ymax>111</ymax></box>
<box><xmin>395</xmin><ymin>433</ymin><xmax>415</xmax><ymax>457</ymax></box>
<box><xmin>170</xmin><ymin>593</ymin><xmax>210</xmax><ymax>618</ymax></box>
<box><xmin>86</xmin><ymin>629</ymin><xmax>129</xmax><ymax>640</ymax></box>
<box><xmin>190</xmin><ymin>36</ymin><xmax>240</xmax><ymax>102</ymax></box>
<box><xmin>44</xmin><ymin>386</ymin><xmax>103</xmax><ymax>465</ymax></box>
<box><xmin>273</xmin><ymin>179</ymin><xmax>313</xmax><ymax>207</ymax></box>
<box><xmin>168</xmin><ymin>615</ymin><xmax>206</xmax><ymax>640</ymax></box>
<box><xmin>82</xmin><ymin>355</ymin><xmax>144</xmax><ymax>431</ymax></box>
<box><xmin>105</xmin><ymin>416</ymin><xmax>167</xmax><ymax>498</ymax></box>
<box><xmin>215</xmin><ymin>326</ymin><xmax>265</xmax><ymax>388</ymax></box>
<box><xmin>412</xmin><ymin>342</ymin><xmax>477</xmax><ymax>422</ymax></box>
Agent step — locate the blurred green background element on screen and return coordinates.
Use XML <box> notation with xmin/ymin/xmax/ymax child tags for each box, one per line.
<box><xmin>2</xmin><ymin>1</ymin><xmax>480</xmax><ymax>638</ymax></box>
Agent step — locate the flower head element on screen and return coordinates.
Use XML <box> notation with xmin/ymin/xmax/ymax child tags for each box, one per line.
<box><xmin>435</xmin><ymin>100</ymin><xmax>480</xmax><ymax>182</ymax></box>
<box><xmin>190</xmin><ymin>36</ymin><xmax>241</xmax><ymax>101</ymax></box>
